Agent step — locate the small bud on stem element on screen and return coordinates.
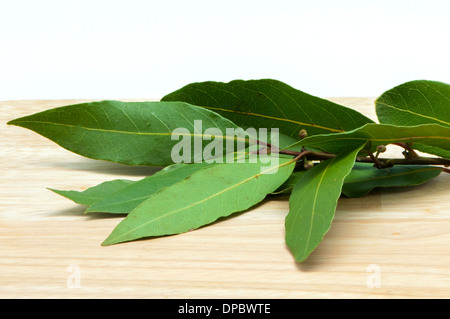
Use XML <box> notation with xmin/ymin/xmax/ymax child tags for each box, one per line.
<box><xmin>298</xmin><ymin>129</ymin><xmax>308</xmax><ymax>139</ymax></box>
<box><xmin>304</xmin><ymin>160</ymin><xmax>314</xmax><ymax>170</ymax></box>
<box><xmin>376</xmin><ymin>145</ymin><xmax>387</xmax><ymax>153</ymax></box>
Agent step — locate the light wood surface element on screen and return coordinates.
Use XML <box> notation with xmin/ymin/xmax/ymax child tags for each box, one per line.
<box><xmin>1</xmin><ymin>98</ymin><xmax>449</xmax><ymax>299</ymax></box>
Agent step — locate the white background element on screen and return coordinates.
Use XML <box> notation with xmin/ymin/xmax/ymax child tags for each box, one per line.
<box><xmin>1</xmin><ymin>0</ymin><xmax>449</xmax><ymax>101</ymax></box>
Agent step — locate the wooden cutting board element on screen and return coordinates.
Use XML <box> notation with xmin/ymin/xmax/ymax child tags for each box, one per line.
<box><xmin>1</xmin><ymin>98</ymin><xmax>449</xmax><ymax>298</ymax></box>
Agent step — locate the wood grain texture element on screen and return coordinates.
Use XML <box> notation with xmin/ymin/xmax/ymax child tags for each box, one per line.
<box><xmin>1</xmin><ymin>98</ymin><xmax>449</xmax><ymax>299</ymax></box>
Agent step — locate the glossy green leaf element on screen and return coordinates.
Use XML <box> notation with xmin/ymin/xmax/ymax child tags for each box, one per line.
<box><xmin>286</xmin><ymin>123</ymin><xmax>450</xmax><ymax>157</ymax></box>
<box><xmin>49</xmin><ymin>179</ymin><xmax>134</xmax><ymax>207</ymax></box>
<box><xmin>51</xmin><ymin>150</ymin><xmax>253</xmax><ymax>214</ymax></box>
<box><xmin>162</xmin><ymin>79</ymin><xmax>374</xmax><ymax>137</ymax></box>
<box><xmin>375</xmin><ymin>80</ymin><xmax>450</xmax><ymax>157</ymax></box>
<box><xmin>342</xmin><ymin>163</ymin><xmax>442</xmax><ymax>197</ymax></box>
<box><xmin>273</xmin><ymin>163</ymin><xmax>442</xmax><ymax>197</ymax></box>
<box><xmin>85</xmin><ymin>162</ymin><xmax>213</xmax><ymax>214</ymax></box>
<box><xmin>102</xmin><ymin>156</ymin><xmax>296</xmax><ymax>246</ymax></box>
<box><xmin>7</xmin><ymin>100</ymin><xmax>247</xmax><ymax>166</ymax></box>
<box><xmin>376</xmin><ymin>80</ymin><xmax>450</xmax><ymax>127</ymax></box>
<box><xmin>285</xmin><ymin>146</ymin><xmax>363</xmax><ymax>262</ymax></box>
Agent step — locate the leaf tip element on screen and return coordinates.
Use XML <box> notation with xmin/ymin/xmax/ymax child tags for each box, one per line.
<box><xmin>47</xmin><ymin>187</ymin><xmax>62</xmax><ymax>195</ymax></box>
<box><xmin>6</xmin><ymin>118</ymin><xmax>19</xmax><ymax>126</ymax></box>
<box><xmin>101</xmin><ymin>240</ymin><xmax>111</xmax><ymax>247</ymax></box>
<box><xmin>7</xmin><ymin>114</ymin><xmax>30</xmax><ymax>126</ymax></box>
<box><xmin>285</xmin><ymin>239</ymin><xmax>313</xmax><ymax>263</ymax></box>
<box><xmin>293</xmin><ymin>251</ymin><xmax>313</xmax><ymax>263</ymax></box>
<box><xmin>101</xmin><ymin>235</ymin><xmax>119</xmax><ymax>247</ymax></box>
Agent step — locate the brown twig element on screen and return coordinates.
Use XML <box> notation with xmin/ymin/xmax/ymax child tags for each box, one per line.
<box><xmin>250</xmin><ymin>138</ymin><xmax>450</xmax><ymax>173</ymax></box>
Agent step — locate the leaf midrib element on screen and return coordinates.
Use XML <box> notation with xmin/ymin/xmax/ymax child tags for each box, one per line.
<box><xmin>302</xmin><ymin>157</ymin><xmax>335</xmax><ymax>257</ymax></box>
<box><xmin>377</xmin><ymin>101</ymin><xmax>450</xmax><ymax>126</ymax></box>
<box><xmin>10</xmin><ymin>120</ymin><xmax>249</xmax><ymax>141</ymax></box>
<box><xmin>202</xmin><ymin>106</ymin><xmax>344</xmax><ymax>133</ymax></box>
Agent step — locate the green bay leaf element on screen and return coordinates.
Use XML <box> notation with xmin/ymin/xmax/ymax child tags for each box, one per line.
<box><xmin>376</xmin><ymin>80</ymin><xmax>450</xmax><ymax>128</ymax></box>
<box><xmin>102</xmin><ymin>156</ymin><xmax>296</xmax><ymax>246</ymax></box>
<box><xmin>285</xmin><ymin>146</ymin><xmax>363</xmax><ymax>262</ymax></box>
<box><xmin>51</xmin><ymin>150</ymin><xmax>260</xmax><ymax>214</ymax></box>
<box><xmin>273</xmin><ymin>163</ymin><xmax>442</xmax><ymax>197</ymax></box>
<box><xmin>375</xmin><ymin>80</ymin><xmax>450</xmax><ymax>157</ymax></box>
<box><xmin>7</xmin><ymin>100</ymin><xmax>246</xmax><ymax>166</ymax></box>
<box><xmin>286</xmin><ymin>123</ymin><xmax>450</xmax><ymax>158</ymax></box>
<box><xmin>342</xmin><ymin>163</ymin><xmax>442</xmax><ymax>197</ymax></box>
<box><xmin>162</xmin><ymin>79</ymin><xmax>374</xmax><ymax>137</ymax></box>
